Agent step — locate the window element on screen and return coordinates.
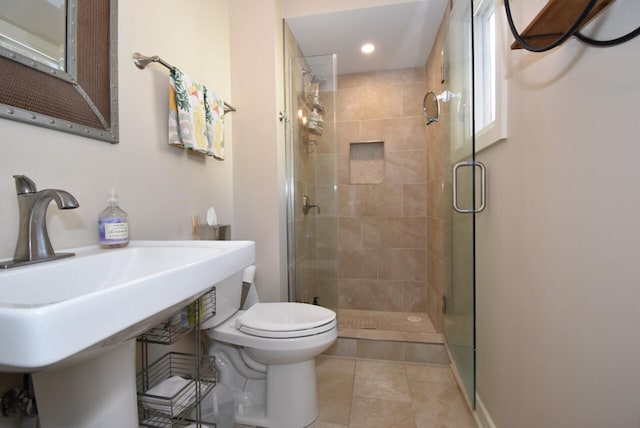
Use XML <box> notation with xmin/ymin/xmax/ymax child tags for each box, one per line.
<box><xmin>473</xmin><ymin>0</ymin><xmax>507</xmax><ymax>151</ymax></box>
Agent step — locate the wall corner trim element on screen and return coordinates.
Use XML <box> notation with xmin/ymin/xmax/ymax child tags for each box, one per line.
<box><xmin>475</xmin><ymin>394</ymin><xmax>498</xmax><ymax>428</ymax></box>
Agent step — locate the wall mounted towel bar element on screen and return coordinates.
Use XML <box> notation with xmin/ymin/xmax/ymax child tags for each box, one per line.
<box><xmin>132</xmin><ymin>52</ymin><xmax>237</xmax><ymax>114</ymax></box>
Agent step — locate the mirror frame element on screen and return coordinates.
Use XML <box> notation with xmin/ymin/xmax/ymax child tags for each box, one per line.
<box><xmin>0</xmin><ymin>0</ymin><xmax>118</xmax><ymax>143</ymax></box>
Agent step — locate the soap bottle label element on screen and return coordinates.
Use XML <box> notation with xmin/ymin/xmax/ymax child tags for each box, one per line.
<box><xmin>105</xmin><ymin>222</ymin><xmax>129</xmax><ymax>240</ymax></box>
<box><xmin>99</xmin><ymin>218</ymin><xmax>129</xmax><ymax>245</ymax></box>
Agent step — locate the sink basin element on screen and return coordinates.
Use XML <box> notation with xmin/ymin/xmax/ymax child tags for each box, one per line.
<box><xmin>0</xmin><ymin>240</ymin><xmax>255</xmax><ymax>372</ymax></box>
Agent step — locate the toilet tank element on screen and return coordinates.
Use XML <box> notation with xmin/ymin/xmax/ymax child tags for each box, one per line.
<box><xmin>200</xmin><ymin>269</ymin><xmax>244</xmax><ymax>330</ymax></box>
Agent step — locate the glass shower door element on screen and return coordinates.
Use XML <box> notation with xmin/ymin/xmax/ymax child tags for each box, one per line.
<box><xmin>443</xmin><ymin>0</ymin><xmax>477</xmax><ymax>407</ymax></box>
<box><xmin>285</xmin><ymin>54</ymin><xmax>338</xmax><ymax>310</ymax></box>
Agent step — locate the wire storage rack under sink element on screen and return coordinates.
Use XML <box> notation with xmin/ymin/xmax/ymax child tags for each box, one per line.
<box><xmin>137</xmin><ymin>286</ymin><xmax>217</xmax><ymax>427</ymax></box>
<box><xmin>137</xmin><ymin>352</ymin><xmax>216</xmax><ymax>427</ymax></box>
<box><xmin>137</xmin><ymin>288</ymin><xmax>216</xmax><ymax>345</ymax></box>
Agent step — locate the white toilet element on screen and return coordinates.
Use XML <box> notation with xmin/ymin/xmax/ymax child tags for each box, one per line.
<box><xmin>200</xmin><ymin>266</ymin><xmax>337</xmax><ymax>428</ymax></box>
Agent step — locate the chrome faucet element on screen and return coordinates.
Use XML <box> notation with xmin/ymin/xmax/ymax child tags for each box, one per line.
<box><xmin>2</xmin><ymin>175</ymin><xmax>79</xmax><ymax>269</ymax></box>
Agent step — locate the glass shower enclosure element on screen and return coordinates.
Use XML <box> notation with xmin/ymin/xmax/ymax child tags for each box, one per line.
<box><xmin>283</xmin><ymin>1</ymin><xmax>479</xmax><ymax>409</ymax></box>
<box><xmin>285</xmin><ymin>54</ymin><xmax>338</xmax><ymax>310</ymax></box>
<box><xmin>443</xmin><ymin>0</ymin><xmax>478</xmax><ymax>407</ymax></box>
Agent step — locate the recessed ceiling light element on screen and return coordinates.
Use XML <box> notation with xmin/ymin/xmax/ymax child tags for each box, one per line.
<box><xmin>361</xmin><ymin>43</ymin><xmax>375</xmax><ymax>54</ymax></box>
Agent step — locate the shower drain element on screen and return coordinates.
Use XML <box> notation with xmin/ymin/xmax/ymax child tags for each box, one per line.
<box><xmin>407</xmin><ymin>315</ymin><xmax>422</xmax><ymax>323</ymax></box>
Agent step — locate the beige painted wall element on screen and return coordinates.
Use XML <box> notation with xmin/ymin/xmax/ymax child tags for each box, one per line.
<box><xmin>0</xmin><ymin>0</ymin><xmax>233</xmax><ymax>260</ymax></box>
<box><xmin>476</xmin><ymin>2</ymin><xmax>640</xmax><ymax>427</ymax></box>
<box><xmin>0</xmin><ymin>1</ymin><xmax>232</xmax><ymax>426</ymax></box>
<box><xmin>229</xmin><ymin>0</ymin><xmax>288</xmax><ymax>302</ymax></box>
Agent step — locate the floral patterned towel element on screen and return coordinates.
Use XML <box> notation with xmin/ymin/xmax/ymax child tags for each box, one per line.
<box><xmin>168</xmin><ymin>68</ymin><xmax>224</xmax><ymax>160</ymax></box>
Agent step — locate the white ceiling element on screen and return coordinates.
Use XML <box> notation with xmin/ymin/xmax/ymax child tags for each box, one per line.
<box><xmin>286</xmin><ymin>0</ymin><xmax>448</xmax><ymax>76</ymax></box>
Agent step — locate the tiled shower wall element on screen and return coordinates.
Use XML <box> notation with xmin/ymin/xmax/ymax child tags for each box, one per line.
<box><xmin>287</xmin><ymin>20</ymin><xmax>449</xmax><ymax>327</ymax></box>
<box><xmin>336</xmin><ymin>68</ymin><xmax>429</xmax><ymax>313</ymax></box>
<box><xmin>311</xmin><ymin>90</ymin><xmax>339</xmax><ymax>310</ymax></box>
<box><xmin>425</xmin><ymin>13</ymin><xmax>449</xmax><ymax>332</ymax></box>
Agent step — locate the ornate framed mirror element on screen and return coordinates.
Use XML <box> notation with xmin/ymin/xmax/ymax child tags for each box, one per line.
<box><xmin>0</xmin><ymin>0</ymin><xmax>118</xmax><ymax>143</ymax></box>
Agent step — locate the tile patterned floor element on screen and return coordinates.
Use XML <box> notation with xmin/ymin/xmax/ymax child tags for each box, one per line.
<box><xmin>313</xmin><ymin>356</ymin><xmax>476</xmax><ymax>428</ymax></box>
<box><xmin>235</xmin><ymin>311</ymin><xmax>473</xmax><ymax>428</ymax></box>
<box><xmin>235</xmin><ymin>356</ymin><xmax>476</xmax><ymax>428</ymax></box>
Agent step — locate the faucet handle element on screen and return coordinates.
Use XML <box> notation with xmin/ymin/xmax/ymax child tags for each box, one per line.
<box><xmin>13</xmin><ymin>175</ymin><xmax>37</xmax><ymax>195</ymax></box>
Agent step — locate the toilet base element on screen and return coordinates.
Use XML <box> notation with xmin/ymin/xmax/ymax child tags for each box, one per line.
<box><xmin>266</xmin><ymin>360</ymin><xmax>318</xmax><ymax>428</ymax></box>
<box><xmin>229</xmin><ymin>358</ymin><xmax>318</xmax><ymax>428</ymax></box>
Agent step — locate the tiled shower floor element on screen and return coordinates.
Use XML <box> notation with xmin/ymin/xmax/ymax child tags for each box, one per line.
<box><xmin>325</xmin><ymin>310</ymin><xmax>447</xmax><ymax>364</ymax></box>
<box><xmin>338</xmin><ymin>309</ymin><xmax>443</xmax><ymax>344</ymax></box>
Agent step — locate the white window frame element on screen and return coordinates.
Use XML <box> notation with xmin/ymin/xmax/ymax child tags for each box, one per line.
<box><xmin>473</xmin><ymin>0</ymin><xmax>507</xmax><ymax>153</ymax></box>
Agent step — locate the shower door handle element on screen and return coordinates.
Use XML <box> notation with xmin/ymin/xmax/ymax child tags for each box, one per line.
<box><xmin>452</xmin><ymin>161</ymin><xmax>486</xmax><ymax>213</ymax></box>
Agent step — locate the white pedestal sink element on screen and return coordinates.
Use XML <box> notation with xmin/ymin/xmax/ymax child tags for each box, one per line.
<box><xmin>0</xmin><ymin>240</ymin><xmax>255</xmax><ymax>428</ymax></box>
<box><xmin>32</xmin><ymin>340</ymin><xmax>139</xmax><ymax>428</ymax></box>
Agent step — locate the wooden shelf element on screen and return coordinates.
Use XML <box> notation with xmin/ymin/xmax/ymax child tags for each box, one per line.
<box><xmin>511</xmin><ymin>0</ymin><xmax>617</xmax><ymax>50</ymax></box>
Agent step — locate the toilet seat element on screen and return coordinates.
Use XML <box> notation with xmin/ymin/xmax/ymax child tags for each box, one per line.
<box><xmin>239</xmin><ymin>319</ymin><xmax>336</xmax><ymax>338</ymax></box>
<box><xmin>234</xmin><ymin>302</ymin><xmax>336</xmax><ymax>338</ymax></box>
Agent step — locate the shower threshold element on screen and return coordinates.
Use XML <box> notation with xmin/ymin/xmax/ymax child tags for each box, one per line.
<box><xmin>324</xmin><ymin>309</ymin><xmax>448</xmax><ymax>365</ymax></box>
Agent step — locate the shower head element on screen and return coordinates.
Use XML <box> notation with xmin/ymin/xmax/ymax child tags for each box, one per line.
<box><xmin>311</xmin><ymin>76</ymin><xmax>328</xmax><ymax>86</ymax></box>
<box><xmin>302</xmin><ymin>67</ymin><xmax>329</xmax><ymax>86</ymax></box>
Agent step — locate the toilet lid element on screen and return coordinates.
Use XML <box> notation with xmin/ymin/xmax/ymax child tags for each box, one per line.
<box><xmin>238</xmin><ymin>319</ymin><xmax>337</xmax><ymax>338</ymax></box>
<box><xmin>235</xmin><ymin>302</ymin><xmax>336</xmax><ymax>338</ymax></box>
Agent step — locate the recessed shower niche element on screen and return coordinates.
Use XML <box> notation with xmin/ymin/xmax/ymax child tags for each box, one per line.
<box><xmin>349</xmin><ymin>140</ymin><xmax>385</xmax><ymax>184</ymax></box>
